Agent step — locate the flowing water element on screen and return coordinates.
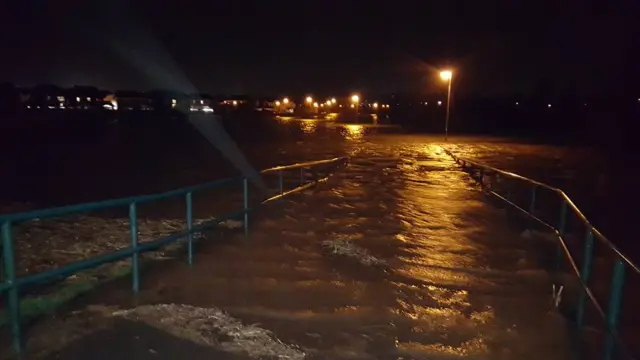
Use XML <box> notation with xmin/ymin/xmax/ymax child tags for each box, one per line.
<box><xmin>1</xmin><ymin>118</ymin><xmax>635</xmax><ymax>359</ymax></box>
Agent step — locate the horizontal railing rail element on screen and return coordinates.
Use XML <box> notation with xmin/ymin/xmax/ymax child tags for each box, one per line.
<box><xmin>0</xmin><ymin>156</ymin><xmax>348</xmax><ymax>355</ymax></box>
<box><xmin>446</xmin><ymin>150</ymin><xmax>638</xmax><ymax>360</ymax></box>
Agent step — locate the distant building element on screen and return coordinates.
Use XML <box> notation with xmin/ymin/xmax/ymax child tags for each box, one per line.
<box><xmin>188</xmin><ymin>93</ymin><xmax>214</xmax><ymax>113</ymax></box>
<box><xmin>66</xmin><ymin>86</ymin><xmax>107</xmax><ymax>110</ymax></box>
<box><xmin>114</xmin><ymin>90</ymin><xmax>153</xmax><ymax>111</ymax></box>
<box><xmin>219</xmin><ymin>95</ymin><xmax>251</xmax><ymax>107</ymax></box>
<box><xmin>146</xmin><ymin>90</ymin><xmax>192</xmax><ymax>112</ymax></box>
<box><xmin>27</xmin><ymin>84</ymin><xmax>66</xmax><ymax>110</ymax></box>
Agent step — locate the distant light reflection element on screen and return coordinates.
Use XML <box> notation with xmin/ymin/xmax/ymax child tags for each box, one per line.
<box><xmin>343</xmin><ymin>124</ymin><xmax>364</xmax><ymax>140</ymax></box>
<box><xmin>300</xmin><ymin>119</ymin><xmax>318</xmax><ymax>134</ymax></box>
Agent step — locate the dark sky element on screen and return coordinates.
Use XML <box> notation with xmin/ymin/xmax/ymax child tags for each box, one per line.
<box><xmin>1</xmin><ymin>1</ymin><xmax>636</xmax><ymax>97</ymax></box>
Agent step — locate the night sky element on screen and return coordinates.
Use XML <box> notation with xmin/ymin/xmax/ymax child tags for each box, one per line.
<box><xmin>1</xmin><ymin>1</ymin><xmax>636</xmax><ymax>97</ymax></box>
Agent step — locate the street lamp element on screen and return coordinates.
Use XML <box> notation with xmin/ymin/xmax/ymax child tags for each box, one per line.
<box><xmin>275</xmin><ymin>101</ymin><xmax>281</xmax><ymax>106</ymax></box>
<box><xmin>306</xmin><ymin>96</ymin><xmax>313</xmax><ymax>104</ymax></box>
<box><xmin>440</xmin><ymin>70</ymin><xmax>453</xmax><ymax>141</ymax></box>
<box><xmin>283</xmin><ymin>97</ymin><xmax>289</xmax><ymax>104</ymax></box>
<box><xmin>331</xmin><ymin>98</ymin><xmax>336</xmax><ymax>104</ymax></box>
<box><xmin>351</xmin><ymin>94</ymin><xmax>360</xmax><ymax>122</ymax></box>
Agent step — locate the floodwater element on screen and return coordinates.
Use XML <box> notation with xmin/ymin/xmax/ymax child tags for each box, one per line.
<box><xmin>1</xmin><ymin>116</ymin><xmax>636</xmax><ymax>359</ymax></box>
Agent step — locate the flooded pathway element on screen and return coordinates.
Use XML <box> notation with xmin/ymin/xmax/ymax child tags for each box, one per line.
<box><xmin>24</xmin><ymin>140</ymin><xmax>574</xmax><ymax>359</ymax></box>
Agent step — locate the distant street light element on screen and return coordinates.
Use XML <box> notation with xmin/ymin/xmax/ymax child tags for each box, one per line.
<box><xmin>331</xmin><ymin>98</ymin><xmax>337</xmax><ymax>104</ymax></box>
<box><xmin>283</xmin><ymin>97</ymin><xmax>289</xmax><ymax>104</ymax></box>
<box><xmin>313</xmin><ymin>102</ymin><xmax>318</xmax><ymax>108</ymax></box>
<box><xmin>275</xmin><ymin>101</ymin><xmax>281</xmax><ymax>106</ymax></box>
<box><xmin>351</xmin><ymin>94</ymin><xmax>360</xmax><ymax>121</ymax></box>
<box><xmin>306</xmin><ymin>96</ymin><xmax>313</xmax><ymax>104</ymax></box>
<box><xmin>373</xmin><ymin>102</ymin><xmax>379</xmax><ymax>109</ymax></box>
<box><xmin>326</xmin><ymin>100</ymin><xmax>332</xmax><ymax>106</ymax></box>
<box><xmin>440</xmin><ymin>70</ymin><xmax>453</xmax><ymax>141</ymax></box>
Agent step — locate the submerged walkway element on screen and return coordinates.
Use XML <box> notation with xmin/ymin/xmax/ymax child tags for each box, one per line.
<box><xmin>25</xmin><ymin>148</ymin><xmax>573</xmax><ymax>359</ymax></box>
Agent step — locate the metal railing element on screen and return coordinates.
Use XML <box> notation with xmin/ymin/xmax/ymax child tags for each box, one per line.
<box><xmin>0</xmin><ymin>156</ymin><xmax>348</xmax><ymax>355</ymax></box>
<box><xmin>446</xmin><ymin>150</ymin><xmax>639</xmax><ymax>360</ymax></box>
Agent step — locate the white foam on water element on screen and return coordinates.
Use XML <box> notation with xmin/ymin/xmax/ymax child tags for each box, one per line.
<box><xmin>114</xmin><ymin>304</ymin><xmax>305</xmax><ymax>359</ymax></box>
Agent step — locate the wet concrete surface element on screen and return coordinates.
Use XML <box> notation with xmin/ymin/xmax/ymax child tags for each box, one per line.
<box><xmin>19</xmin><ymin>141</ymin><xmax>575</xmax><ymax>359</ymax></box>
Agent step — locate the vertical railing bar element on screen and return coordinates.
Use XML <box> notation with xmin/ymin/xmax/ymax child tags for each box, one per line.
<box><xmin>576</xmin><ymin>229</ymin><xmax>594</xmax><ymax>329</ymax></box>
<box><xmin>129</xmin><ymin>202</ymin><xmax>139</xmax><ymax>293</ymax></box>
<box><xmin>2</xmin><ymin>221</ymin><xmax>21</xmax><ymax>355</ymax></box>
<box><xmin>300</xmin><ymin>167</ymin><xmax>304</xmax><ymax>186</ymax></box>
<box><xmin>243</xmin><ymin>178</ymin><xmax>249</xmax><ymax>237</ymax></box>
<box><xmin>603</xmin><ymin>260</ymin><xmax>625</xmax><ymax>360</ymax></box>
<box><xmin>186</xmin><ymin>191</ymin><xmax>193</xmax><ymax>266</ymax></box>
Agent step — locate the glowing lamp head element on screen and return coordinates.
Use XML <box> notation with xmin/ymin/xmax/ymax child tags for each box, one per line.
<box><xmin>440</xmin><ymin>70</ymin><xmax>453</xmax><ymax>81</ymax></box>
<box><xmin>313</xmin><ymin>102</ymin><xmax>318</xmax><ymax>108</ymax></box>
<box><xmin>275</xmin><ymin>101</ymin><xmax>281</xmax><ymax>106</ymax></box>
<box><xmin>283</xmin><ymin>97</ymin><xmax>289</xmax><ymax>104</ymax></box>
<box><xmin>351</xmin><ymin>94</ymin><xmax>359</xmax><ymax>103</ymax></box>
<box><xmin>306</xmin><ymin>96</ymin><xmax>313</xmax><ymax>103</ymax></box>
<box><xmin>331</xmin><ymin>98</ymin><xmax>336</xmax><ymax>104</ymax></box>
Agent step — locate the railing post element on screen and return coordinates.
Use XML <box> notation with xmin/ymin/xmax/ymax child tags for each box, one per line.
<box><xmin>128</xmin><ymin>202</ymin><xmax>139</xmax><ymax>293</ymax></box>
<box><xmin>243</xmin><ymin>178</ymin><xmax>249</xmax><ymax>237</ymax></box>
<box><xmin>603</xmin><ymin>260</ymin><xmax>625</xmax><ymax>360</ymax></box>
<box><xmin>279</xmin><ymin>170</ymin><xmax>284</xmax><ymax>195</ymax></box>
<box><xmin>300</xmin><ymin>167</ymin><xmax>305</xmax><ymax>186</ymax></box>
<box><xmin>2</xmin><ymin>222</ymin><xmax>22</xmax><ymax>355</ymax></box>
<box><xmin>186</xmin><ymin>191</ymin><xmax>193</xmax><ymax>266</ymax></box>
<box><xmin>576</xmin><ymin>229</ymin><xmax>594</xmax><ymax>329</ymax></box>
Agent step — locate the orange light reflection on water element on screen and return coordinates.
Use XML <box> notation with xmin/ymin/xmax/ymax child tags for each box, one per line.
<box><xmin>300</xmin><ymin>119</ymin><xmax>318</xmax><ymax>134</ymax></box>
<box><xmin>390</xmin><ymin>143</ymin><xmax>494</xmax><ymax>357</ymax></box>
<box><xmin>343</xmin><ymin>124</ymin><xmax>364</xmax><ymax>140</ymax></box>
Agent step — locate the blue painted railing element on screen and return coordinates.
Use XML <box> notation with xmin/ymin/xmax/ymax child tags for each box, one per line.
<box><xmin>0</xmin><ymin>156</ymin><xmax>348</xmax><ymax>355</ymax></box>
<box><xmin>447</xmin><ymin>150</ymin><xmax>639</xmax><ymax>360</ymax></box>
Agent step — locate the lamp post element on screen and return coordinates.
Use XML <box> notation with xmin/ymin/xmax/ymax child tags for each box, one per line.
<box><xmin>440</xmin><ymin>70</ymin><xmax>453</xmax><ymax>141</ymax></box>
<box><xmin>351</xmin><ymin>94</ymin><xmax>359</xmax><ymax>122</ymax></box>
